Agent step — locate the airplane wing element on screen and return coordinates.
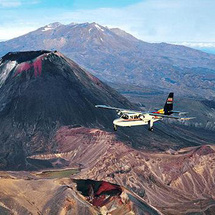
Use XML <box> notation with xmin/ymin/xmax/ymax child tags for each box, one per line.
<box><xmin>95</xmin><ymin>105</ymin><xmax>195</xmax><ymax>120</ymax></box>
<box><xmin>149</xmin><ymin>113</ymin><xmax>195</xmax><ymax>120</ymax></box>
<box><xmin>95</xmin><ymin>105</ymin><xmax>143</xmax><ymax>114</ymax></box>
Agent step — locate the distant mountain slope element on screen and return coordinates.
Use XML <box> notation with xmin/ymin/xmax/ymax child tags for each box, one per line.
<box><xmin>0</xmin><ymin>22</ymin><xmax>215</xmax><ymax>99</ymax></box>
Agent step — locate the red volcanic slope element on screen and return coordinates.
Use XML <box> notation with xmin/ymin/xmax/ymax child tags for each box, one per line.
<box><xmin>14</xmin><ymin>54</ymin><xmax>48</xmax><ymax>77</ymax></box>
<box><xmin>72</xmin><ymin>178</ymin><xmax>159</xmax><ymax>214</ymax></box>
<box><xmin>92</xmin><ymin>181</ymin><xmax>122</xmax><ymax>207</ymax></box>
<box><xmin>95</xmin><ymin>181</ymin><xmax>121</xmax><ymax>196</ymax></box>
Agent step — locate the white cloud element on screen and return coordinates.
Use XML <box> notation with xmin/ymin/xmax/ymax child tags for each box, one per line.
<box><xmin>0</xmin><ymin>0</ymin><xmax>21</xmax><ymax>7</ymax></box>
<box><xmin>0</xmin><ymin>0</ymin><xmax>215</xmax><ymax>43</ymax></box>
<box><xmin>0</xmin><ymin>26</ymin><xmax>37</xmax><ymax>40</ymax></box>
<box><xmin>57</xmin><ymin>0</ymin><xmax>215</xmax><ymax>43</ymax></box>
<box><xmin>174</xmin><ymin>42</ymin><xmax>215</xmax><ymax>48</ymax></box>
<box><xmin>0</xmin><ymin>0</ymin><xmax>39</xmax><ymax>8</ymax></box>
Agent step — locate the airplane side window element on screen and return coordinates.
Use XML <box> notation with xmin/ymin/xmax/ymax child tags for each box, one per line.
<box><xmin>122</xmin><ymin>115</ymin><xmax>129</xmax><ymax>119</ymax></box>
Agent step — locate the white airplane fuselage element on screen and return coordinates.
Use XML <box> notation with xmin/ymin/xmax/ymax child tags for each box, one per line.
<box><xmin>113</xmin><ymin>114</ymin><xmax>161</xmax><ymax>127</ymax></box>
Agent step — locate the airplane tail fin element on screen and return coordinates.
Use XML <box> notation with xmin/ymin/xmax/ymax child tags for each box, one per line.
<box><xmin>164</xmin><ymin>92</ymin><xmax>174</xmax><ymax>115</ymax></box>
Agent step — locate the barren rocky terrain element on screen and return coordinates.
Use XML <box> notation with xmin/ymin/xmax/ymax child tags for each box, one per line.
<box><xmin>3</xmin><ymin>127</ymin><xmax>214</xmax><ymax>215</ymax></box>
<box><xmin>0</xmin><ymin>172</ymin><xmax>162</xmax><ymax>215</ymax></box>
<box><xmin>0</xmin><ymin>51</ymin><xmax>214</xmax><ymax>214</ymax></box>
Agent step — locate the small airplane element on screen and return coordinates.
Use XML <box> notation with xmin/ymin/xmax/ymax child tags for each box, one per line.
<box><xmin>95</xmin><ymin>92</ymin><xmax>194</xmax><ymax>131</ymax></box>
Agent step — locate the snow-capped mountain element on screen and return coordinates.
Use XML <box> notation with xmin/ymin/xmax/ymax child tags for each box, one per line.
<box><xmin>0</xmin><ymin>22</ymin><xmax>215</xmax><ymax>99</ymax></box>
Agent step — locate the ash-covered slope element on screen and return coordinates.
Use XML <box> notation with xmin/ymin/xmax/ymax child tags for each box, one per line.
<box><xmin>0</xmin><ymin>50</ymin><xmax>133</xmax><ymax>169</ymax></box>
<box><xmin>0</xmin><ymin>50</ymin><xmax>132</xmax><ymax>128</ymax></box>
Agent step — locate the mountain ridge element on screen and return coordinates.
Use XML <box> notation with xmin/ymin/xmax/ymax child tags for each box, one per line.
<box><xmin>0</xmin><ymin>22</ymin><xmax>215</xmax><ymax>99</ymax></box>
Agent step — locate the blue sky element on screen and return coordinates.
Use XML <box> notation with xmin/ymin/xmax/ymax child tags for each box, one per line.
<box><xmin>0</xmin><ymin>0</ymin><xmax>215</xmax><ymax>48</ymax></box>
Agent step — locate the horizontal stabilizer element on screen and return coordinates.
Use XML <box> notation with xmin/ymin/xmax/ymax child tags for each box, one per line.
<box><xmin>171</xmin><ymin>111</ymin><xmax>188</xmax><ymax>115</ymax></box>
<box><xmin>180</xmin><ymin>117</ymin><xmax>196</xmax><ymax>120</ymax></box>
<box><xmin>150</xmin><ymin>113</ymin><xmax>181</xmax><ymax>119</ymax></box>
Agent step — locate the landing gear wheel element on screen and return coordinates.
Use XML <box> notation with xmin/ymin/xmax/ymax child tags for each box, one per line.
<box><xmin>113</xmin><ymin>124</ymin><xmax>117</xmax><ymax>131</ymax></box>
<box><xmin>148</xmin><ymin>127</ymin><xmax>154</xmax><ymax>132</ymax></box>
<box><xmin>148</xmin><ymin>120</ymin><xmax>154</xmax><ymax>132</ymax></box>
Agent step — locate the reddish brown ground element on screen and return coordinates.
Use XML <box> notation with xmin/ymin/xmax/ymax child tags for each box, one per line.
<box><xmin>29</xmin><ymin>126</ymin><xmax>215</xmax><ymax>214</ymax></box>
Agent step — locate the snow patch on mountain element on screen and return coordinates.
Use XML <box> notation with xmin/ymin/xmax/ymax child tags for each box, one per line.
<box><xmin>41</xmin><ymin>22</ymin><xmax>62</xmax><ymax>32</ymax></box>
<box><xmin>94</xmin><ymin>24</ymin><xmax>104</xmax><ymax>32</ymax></box>
<box><xmin>42</xmin><ymin>27</ymin><xmax>53</xmax><ymax>32</ymax></box>
<box><xmin>0</xmin><ymin>60</ymin><xmax>17</xmax><ymax>85</ymax></box>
